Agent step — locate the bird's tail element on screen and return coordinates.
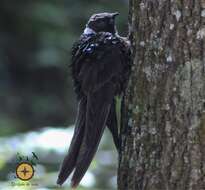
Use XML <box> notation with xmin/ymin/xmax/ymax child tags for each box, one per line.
<box><xmin>57</xmin><ymin>98</ymin><xmax>86</xmax><ymax>185</ymax></box>
<box><xmin>70</xmin><ymin>83</ymin><xmax>115</xmax><ymax>188</ymax></box>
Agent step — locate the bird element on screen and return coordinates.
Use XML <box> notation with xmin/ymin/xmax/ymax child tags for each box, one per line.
<box><xmin>57</xmin><ymin>12</ymin><xmax>131</xmax><ymax>189</ymax></box>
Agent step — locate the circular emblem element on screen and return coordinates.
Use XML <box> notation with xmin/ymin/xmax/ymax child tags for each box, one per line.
<box><xmin>16</xmin><ymin>162</ymin><xmax>34</xmax><ymax>181</ymax></box>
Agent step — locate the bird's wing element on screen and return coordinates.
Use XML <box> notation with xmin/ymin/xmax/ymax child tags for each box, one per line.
<box><xmin>71</xmin><ymin>33</ymin><xmax>125</xmax><ymax>96</ymax></box>
<box><xmin>79</xmin><ymin>38</ymin><xmax>124</xmax><ymax>93</ymax></box>
<box><xmin>57</xmin><ymin>97</ymin><xmax>86</xmax><ymax>185</ymax></box>
<box><xmin>71</xmin><ymin>81</ymin><xmax>115</xmax><ymax>188</ymax></box>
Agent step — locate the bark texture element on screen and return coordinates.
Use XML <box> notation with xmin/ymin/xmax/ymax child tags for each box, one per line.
<box><xmin>118</xmin><ymin>0</ymin><xmax>205</xmax><ymax>190</ymax></box>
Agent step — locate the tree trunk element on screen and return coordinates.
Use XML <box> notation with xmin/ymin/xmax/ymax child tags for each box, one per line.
<box><xmin>118</xmin><ymin>0</ymin><xmax>205</xmax><ymax>190</ymax></box>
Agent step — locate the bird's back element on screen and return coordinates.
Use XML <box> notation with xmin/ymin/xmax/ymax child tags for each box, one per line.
<box><xmin>70</xmin><ymin>32</ymin><xmax>131</xmax><ymax>99</ymax></box>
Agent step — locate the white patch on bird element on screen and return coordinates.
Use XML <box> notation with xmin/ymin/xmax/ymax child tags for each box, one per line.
<box><xmin>83</xmin><ymin>27</ymin><xmax>96</xmax><ymax>35</ymax></box>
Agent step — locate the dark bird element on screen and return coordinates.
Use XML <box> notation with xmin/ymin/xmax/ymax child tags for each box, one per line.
<box><xmin>57</xmin><ymin>12</ymin><xmax>130</xmax><ymax>189</ymax></box>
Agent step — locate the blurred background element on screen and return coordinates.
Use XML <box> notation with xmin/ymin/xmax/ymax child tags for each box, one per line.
<box><xmin>0</xmin><ymin>0</ymin><xmax>129</xmax><ymax>189</ymax></box>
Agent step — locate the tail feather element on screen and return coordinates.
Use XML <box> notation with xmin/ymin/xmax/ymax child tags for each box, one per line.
<box><xmin>71</xmin><ymin>83</ymin><xmax>115</xmax><ymax>187</ymax></box>
<box><xmin>57</xmin><ymin>98</ymin><xmax>86</xmax><ymax>185</ymax></box>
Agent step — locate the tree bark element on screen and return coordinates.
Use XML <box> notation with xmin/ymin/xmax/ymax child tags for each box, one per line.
<box><xmin>118</xmin><ymin>0</ymin><xmax>205</xmax><ymax>190</ymax></box>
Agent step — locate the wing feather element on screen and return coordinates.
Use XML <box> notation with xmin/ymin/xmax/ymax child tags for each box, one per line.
<box><xmin>71</xmin><ymin>82</ymin><xmax>115</xmax><ymax>188</ymax></box>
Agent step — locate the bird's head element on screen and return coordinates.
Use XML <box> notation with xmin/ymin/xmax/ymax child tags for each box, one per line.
<box><xmin>85</xmin><ymin>12</ymin><xmax>119</xmax><ymax>34</ymax></box>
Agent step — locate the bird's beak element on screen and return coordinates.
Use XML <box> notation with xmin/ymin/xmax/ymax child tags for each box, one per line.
<box><xmin>111</xmin><ymin>12</ymin><xmax>119</xmax><ymax>18</ymax></box>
